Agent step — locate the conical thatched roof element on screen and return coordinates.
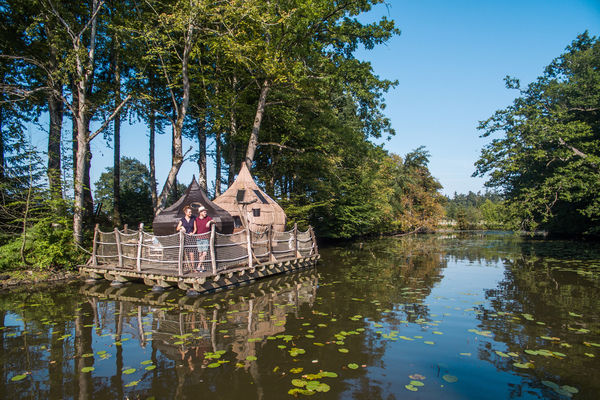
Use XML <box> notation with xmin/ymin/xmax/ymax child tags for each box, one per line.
<box><xmin>214</xmin><ymin>164</ymin><xmax>286</xmax><ymax>232</ymax></box>
<box><xmin>152</xmin><ymin>177</ymin><xmax>234</xmax><ymax>235</ymax></box>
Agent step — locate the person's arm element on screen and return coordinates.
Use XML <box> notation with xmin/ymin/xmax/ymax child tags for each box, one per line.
<box><xmin>176</xmin><ymin>220</ymin><xmax>183</xmax><ymax>232</ymax></box>
<box><xmin>193</xmin><ymin>219</ymin><xmax>198</xmax><ymax>234</ymax></box>
<box><xmin>205</xmin><ymin>218</ymin><xmax>214</xmax><ymax>228</ymax></box>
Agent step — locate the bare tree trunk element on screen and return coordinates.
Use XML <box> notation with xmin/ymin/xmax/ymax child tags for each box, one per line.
<box><xmin>149</xmin><ymin>109</ymin><xmax>157</xmax><ymax>213</ymax></box>
<box><xmin>197</xmin><ymin>120</ymin><xmax>207</xmax><ymax>192</ymax></box>
<box><xmin>245</xmin><ymin>79</ymin><xmax>270</xmax><ymax>170</ymax></box>
<box><xmin>155</xmin><ymin>19</ymin><xmax>194</xmax><ymax>214</ymax></box>
<box><xmin>0</xmin><ymin>105</ymin><xmax>4</xmax><ymax>181</ymax></box>
<box><xmin>47</xmin><ymin>88</ymin><xmax>64</xmax><ymax>203</ymax></box>
<box><xmin>112</xmin><ymin>40</ymin><xmax>122</xmax><ymax>227</ymax></box>
<box><xmin>20</xmin><ymin>163</ymin><xmax>33</xmax><ymax>264</ymax></box>
<box><xmin>215</xmin><ymin>129</ymin><xmax>221</xmax><ymax>197</ymax></box>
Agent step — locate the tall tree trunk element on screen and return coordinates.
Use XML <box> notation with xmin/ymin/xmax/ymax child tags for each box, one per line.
<box><xmin>47</xmin><ymin>90</ymin><xmax>64</xmax><ymax>202</ymax></box>
<box><xmin>215</xmin><ymin>130</ymin><xmax>222</xmax><ymax>197</ymax></box>
<box><xmin>112</xmin><ymin>40</ymin><xmax>122</xmax><ymax>227</ymax></box>
<box><xmin>197</xmin><ymin>120</ymin><xmax>207</xmax><ymax>192</ymax></box>
<box><xmin>155</xmin><ymin>20</ymin><xmax>194</xmax><ymax>214</ymax></box>
<box><xmin>0</xmin><ymin>106</ymin><xmax>4</xmax><ymax>181</ymax></box>
<box><xmin>228</xmin><ymin>108</ymin><xmax>238</xmax><ymax>185</ymax></box>
<box><xmin>149</xmin><ymin>109</ymin><xmax>157</xmax><ymax>213</ymax></box>
<box><xmin>245</xmin><ymin>79</ymin><xmax>270</xmax><ymax>170</ymax></box>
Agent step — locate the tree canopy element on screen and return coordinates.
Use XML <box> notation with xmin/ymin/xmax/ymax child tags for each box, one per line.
<box><xmin>474</xmin><ymin>32</ymin><xmax>600</xmax><ymax>235</ymax></box>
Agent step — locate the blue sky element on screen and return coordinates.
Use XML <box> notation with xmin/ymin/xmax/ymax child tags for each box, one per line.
<box><xmin>358</xmin><ymin>0</ymin><xmax>600</xmax><ymax>195</ymax></box>
<box><xmin>28</xmin><ymin>0</ymin><xmax>598</xmax><ymax>197</ymax></box>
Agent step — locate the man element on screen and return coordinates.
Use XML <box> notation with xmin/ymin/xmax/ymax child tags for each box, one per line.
<box><xmin>194</xmin><ymin>206</ymin><xmax>214</xmax><ymax>272</ymax></box>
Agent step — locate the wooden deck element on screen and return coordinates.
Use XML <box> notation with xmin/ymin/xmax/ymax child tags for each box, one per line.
<box><xmin>80</xmin><ymin>254</ymin><xmax>320</xmax><ymax>295</ymax></box>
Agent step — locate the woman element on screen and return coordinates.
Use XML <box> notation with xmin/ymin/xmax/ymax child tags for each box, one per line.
<box><xmin>176</xmin><ymin>205</ymin><xmax>196</xmax><ymax>271</ymax></box>
<box><xmin>194</xmin><ymin>206</ymin><xmax>214</xmax><ymax>272</ymax></box>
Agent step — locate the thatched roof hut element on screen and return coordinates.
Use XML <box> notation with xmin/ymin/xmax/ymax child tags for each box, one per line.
<box><xmin>214</xmin><ymin>164</ymin><xmax>286</xmax><ymax>232</ymax></box>
<box><xmin>152</xmin><ymin>177</ymin><xmax>234</xmax><ymax>235</ymax></box>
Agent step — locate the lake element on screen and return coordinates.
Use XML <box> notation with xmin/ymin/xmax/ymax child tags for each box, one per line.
<box><xmin>1</xmin><ymin>232</ymin><xmax>598</xmax><ymax>399</ymax></box>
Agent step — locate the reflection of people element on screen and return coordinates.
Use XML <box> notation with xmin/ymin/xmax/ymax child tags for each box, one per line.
<box><xmin>194</xmin><ymin>206</ymin><xmax>214</xmax><ymax>272</ymax></box>
<box><xmin>176</xmin><ymin>205</ymin><xmax>196</xmax><ymax>271</ymax></box>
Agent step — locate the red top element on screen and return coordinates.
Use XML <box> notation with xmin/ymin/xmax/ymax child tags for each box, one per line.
<box><xmin>195</xmin><ymin>216</ymin><xmax>213</xmax><ymax>234</ymax></box>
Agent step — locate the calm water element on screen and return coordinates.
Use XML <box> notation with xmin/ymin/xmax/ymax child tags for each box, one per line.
<box><xmin>1</xmin><ymin>232</ymin><xmax>599</xmax><ymax>399</ymax></box>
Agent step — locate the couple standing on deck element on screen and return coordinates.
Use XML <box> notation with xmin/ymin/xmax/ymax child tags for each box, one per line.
<box><xmin>176</xmin><ymin>205</ymin><xmax>214</xmax><ymax>272</ymax></box>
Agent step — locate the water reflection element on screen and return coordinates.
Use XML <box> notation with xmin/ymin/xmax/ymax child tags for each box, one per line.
<box><xmin>1</xmin><ymin>233</ymin><xmax>599</xmax><ymax>399</ymax></box>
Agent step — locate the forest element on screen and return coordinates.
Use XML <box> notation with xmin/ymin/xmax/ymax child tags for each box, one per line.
<box><xmin>0</xmin><ymin>0</ymin><xmax>446</xmax><ymax>269</ymax></box>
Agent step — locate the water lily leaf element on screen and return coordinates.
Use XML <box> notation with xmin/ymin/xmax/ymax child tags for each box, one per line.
<box><xmin>524</xmin><ymin>350</ymin><xmax>539</xmax><ymax>355</ymax></box>
<box><xmin>124</xmin><ymin>380</ymin><xmax>140</xmax><ymax>387</ymax></box>
<box><xmin>290</xmin><ymin>367</ymin><xmax>303</xmax><ymax>374</ymax></box>
<box><xmin>561</xmin><ymin>385</ymin><xmax>578</xmax><ymax>394</ymax></box>
<box><xmin>321</xmin><ymin>371</ymin><xmax>338</xmax><ymax>378</ymax></box>
<box><xmin>568</xmin><ymin>312</ymin><xmax>582</xmax><ymax>317</ymax></box>
<box><xmin>145</xmin><ymin>365</ymin><xmax>156</xmax><ymax>371</ymax></box>
<box><xmin>442</xmin><ymin>374</ymin><xmax>458</xmax><ymax>383</ymax></box>
<box><xmin>513</xmin><ymin>362</ymin><xmax>533</xmax><ymax>369</ymax></box>
<box><xmin>11</xmin><ymin>374</ymin><xmax>28</xmax><ymax>381</ymax></box>
<box><xmin>542</xmin><ymin>380</ymin><xmax>559</xmax><ymax>390</ymax></box>
<box><xmin>81</xmin><ymin>367</ymin><xmax>95</xmax><ymax>373</ymax></box>
<box><xmin>410</xmin><ymin>380</ymin><xmax>424</xmax><ymax>387</ymax></box>
<box><xmin>433</xmin><ymin>331</ymin><xmax>443</xmax><ymax>335</ymax></box>
<box><xmin>313</xmin><ymin>342</ymin><xmax>324</xmax><ymax>347</ymax></box>
<box><xmin>584</xmin><ymin>342</ymin><xmax>600</xmax><ymax>347</ymax></box>
<box><xmin>292</xmin><ymin>379</ymin><xmax>307</xmax><ymax>387</ymax></box>
<box><xmin>405</xmin><ymin>384</ymin><xmax>418</xmax><ymax>391</ymax></box>
<box><xmin>246</xmin><ymin>356</ymin><xmax>257</xmax><ymax>361</ymax></box>
<box><xmin>141</xmin><ymin>360</ymin><xmax>153</xmax><ymax>365</ymax></box>
<box><xmin>552</xmin><ymin>351</ymin><xmax>567</xmax><ymax>357</ymax></box>
<box><xmin>305</xmin><ymin>334</ymin><xmax>315</xmax><ymax>339</ymax></box>
<box><xmin>347</xmin><ymin>363</ymin><xmax>359</xmax><ymax>369</ymax></box>
<box><xmin>338</xmin><ymin>348</ymin><xmax>349</xmax><ymax>353</ymax></box>
<box><xmin>82</xmin><ymin>353</ymin><xmax>94</xmax><ymax>358</ymax></box>
<box><xmin>424</xmin><ymin>341</ymin><xmax>435</xmax><ymax>345</ymax></box>
<box><xmin>207</xmin><ymin>362</ymin><xmax>221</xmax><ymax>368</ymax></box>
<box><xmin>459</xmin><ymin>353</ymin><xmax>471</xmax><ymax>357</ymax></box>
<box><xmin>123</xmin><ymin>368</ymin><xmax>136</xmax><ymax>375</ymax></box>
<box><xmin>495</xmin><ymin>351</ymin><xmax>509</xmax><ymax>358</ymax></box>
<box><xmin>584</xmin><ymin>353</ymin><xmax>595</xmax><ymax>357</ymax></box>
<box><xmin>277</xmin><ymin>345</ymin><xmax>287</xmax><ymax>349</ymax></box>
<box><xmin>507</xmin><ymin>352</ymin><xmax>519</xmax><ymax>357</ymax></box>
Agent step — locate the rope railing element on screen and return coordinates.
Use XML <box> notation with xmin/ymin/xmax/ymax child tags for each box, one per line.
<box><xmin>91</xmin><ymin>223</ymin><xmax>318</xmax><ymax>277</ymax></box>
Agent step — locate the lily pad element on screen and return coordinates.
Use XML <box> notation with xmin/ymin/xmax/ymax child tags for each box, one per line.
<box><xmin>145</xmin><ymin>365</ymin><xmax>156</xmax><ymax>371</ymax></box>
<box><xmin>405</xmin><ymin>384</ymin><xmax>418</xmax><ymax>391</ymax></box>
<box><xmin>124</xmin><ymin>380</ymin><xmax>140</xmax><ymax>387</ymax></box>
<box><xmin>410</xmin><ymin>380</ymin><xmax>424</xmax><ymax>387</ymax></box>
<box><xmin>442</xmin><ymin>374</ymin><xmax>458</xmax><ymax>383</ymax></box>
<box><xmin>347</xmin><ymin>363</ymin><xmax>359</xmax><ymax>369</ymax></box>
<box><xmin>81</xmin><ymin>367</ymin><xmax>95</xmax><ymax>373</ymax></box>
<box><xmin>123</xmin><ymin>368</ymin><xmax>136</xmax><ymax>375</ymax></box>
<box><xmin>11</xmin><ymin>374</ymin><xmax>28</xmax><ymax>381</ymax></box>
<box><xmin>338</xmin><ymin>348</ymin><xmax>349</xmax><ymax>353</ymax></box>
<box><xmin>246</xmin><ymin>356</ymin><xmax>257</xmax><ymax>361</ymax></box>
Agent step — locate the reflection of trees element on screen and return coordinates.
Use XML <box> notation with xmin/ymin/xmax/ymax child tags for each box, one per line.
<box><xmin>474</xmin><ymin>244</ymin><xmax>600</xmax><ymax>399</ymax></box>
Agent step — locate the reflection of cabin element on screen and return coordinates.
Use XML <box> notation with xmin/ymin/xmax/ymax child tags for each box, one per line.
<box><xmin>152</xmin><ymin>177</ymin><xmax>234</xmax><ymax>235</ymax></box>
<box><xmin>214</xmin><ymin>164</ymin><xmax>286</xmax><ymax>232</ymax></box>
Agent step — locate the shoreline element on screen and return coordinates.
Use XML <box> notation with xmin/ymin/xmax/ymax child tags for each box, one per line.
<box><xmin>0</xmin><ymin>269</ymin><xmax>80</xmax><ymax>291</ymax></box>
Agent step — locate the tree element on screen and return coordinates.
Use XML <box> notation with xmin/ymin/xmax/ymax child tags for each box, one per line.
<box><xmin>94</xmin><ymin>157</ymin><xmax>154</xmax><ymax>227</ymax></box>
<box><xmin>474</xmin><ymin>32</ymin><xmax>600</xmax><ymax>235</ymax></box>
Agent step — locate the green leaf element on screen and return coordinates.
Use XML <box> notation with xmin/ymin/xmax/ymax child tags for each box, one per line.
<box><xmin>442</xmin><ymin>374</ymin><xmax>458</xmax><ymax>383</ymax></box>
<box><xmin>11</xmin><ymin>374</ymin><xmax>28</xmax><ymax>381</ymax></box>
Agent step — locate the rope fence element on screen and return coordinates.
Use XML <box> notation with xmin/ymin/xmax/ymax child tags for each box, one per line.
<box><xmin>91</xmin><ymin>223</ymin><xmax>317</xmax><ymax>277</ymax></box>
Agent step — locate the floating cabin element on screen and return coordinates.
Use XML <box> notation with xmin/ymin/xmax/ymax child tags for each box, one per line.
<box><xmin>80</xmin><ymin>170</ymin><xmax>319</xmax><ymax>295</ymax></box>
<box><xmin>213</xmin><ymin>163</ymin><xmax>286</xmax><ymax>232</ymax></box>
<box><xmin>152</xmin><ymin>177</ymin><xmax>234</xmax><ymax>235</ymax></box>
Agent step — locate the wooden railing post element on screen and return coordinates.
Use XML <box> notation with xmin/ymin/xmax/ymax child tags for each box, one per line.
<box><xmin>293</xmin><ymin>223</ymin><xmax>299</xmax><ymax>257</ymax></box>
<box><xmin>92</xmin><ymin>224</ymin><xmax>99</xmax><ymax>266</ymax></box>
<box><xmin>246</xmin><ymin>228</ymin><xmax>253</xmax><ymax>270</ymax></box>
<box><xmin>114</xmin><ymin>227</ymin><xmax>123</xmax><ymax>269</ymax></box>
<box><xmin>178</xmin><ymin>230</ymin><xmax>185</xmax><ymax>276</ymax></box>
<box><xmin>309</xmin><ymin>226</ymin><xmax>318</xmax><ymax>255</ymax></box>
<box><xmin>136</xmin><ymin>223</ymin><xmax>144</xmax><ymax>272</ymax></box>
<box><xmin>123</xmin><ymin>224</ymin><xmax>128</xmax><ymax>234</ymax></box>
<box><xmin>209</xmin><ymin>223</ymin><xmax>217</xmax><ymax>274</ymax></box>
<box><xmin>267</xmin><ymin>224</ymin><xmax>275</xmax><ymax>261</ymax></box>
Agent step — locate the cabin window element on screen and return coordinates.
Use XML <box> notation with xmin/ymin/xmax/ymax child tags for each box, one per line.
<box><xmin>252</xmin><ymin>208</ymin><xmax>261</xmax><ymax>217</ymax></box>
<box><xmin>233</xmin><ymin>216</ymin><xmax>243</xmax><ymax>228</ymax></box>
<box><xmin>236</xmin><ymin>190</ymin><xmax>245</xmax><ymax>202</ymax></box>
<box><xmin>253</xmin><ymin>190</ymin><xmax>268</xmax><ymax>204</ymax></box>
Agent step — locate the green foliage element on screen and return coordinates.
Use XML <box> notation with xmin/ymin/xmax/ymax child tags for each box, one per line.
<box><xmin>475</xmin><ymin>32</ymin><xmax>600</xmax><ymax>235</ymax></box>
<box><xmin>0</xmin><ymin>216</ymin><xmax>84</xmax><ymax>271</ymax></box>
<box><xmin>94</xmin><ymin>157</ymin><xmax>154</xmax><ymax>228</ymax></box>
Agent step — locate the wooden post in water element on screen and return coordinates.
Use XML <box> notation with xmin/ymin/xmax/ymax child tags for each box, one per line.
<box><xmin>114</xmin><ymin>227</ymin><xmax>123</xmax><ymax>269</ymax></box>
<box><xmin>178</xmin><ymin>230</ymin><xmax>185</xmax><ymax>276</ymax></box>
<box><xmin>246</xmin><ymin>228</ymin><xmax>253</xmax><ymax>270</ymax></box>
<box><xmin>123</xmin><ymin>224</ymin><xmax>128</xmax><ymax>234</ymax></box>
<box><xmin>209</xmin><ymin>223</ymin><xmax>217</xmax><ymax>274</ymax></box>
<box><xmin>136</xmin><ymin>223</ymin><xmax>144</xmax><ymax>272</ymax></box>
<box><xmin>92</xmin><ymin>224</ymin><xmax>99</xmax><ymax>266</ymax></box>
